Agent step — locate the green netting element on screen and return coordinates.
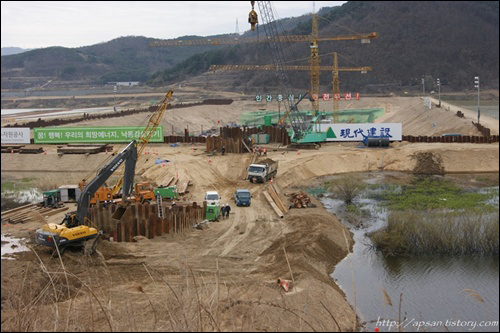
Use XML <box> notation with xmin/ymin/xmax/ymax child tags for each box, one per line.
<box><xmin>240</xmin><ymin>108</ymin><xmax>385</xmax><ymax>126</ymax></box>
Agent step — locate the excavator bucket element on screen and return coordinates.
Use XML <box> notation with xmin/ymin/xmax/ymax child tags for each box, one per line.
<box><xmin>111</xmin><ymin>205</ymin><xmax>128</xmax><ymax>221</ymax></box>
<box><xmin>109</xmin><ymin>204</ymin><xmax>134</xmax><ymax>236</ymax></box>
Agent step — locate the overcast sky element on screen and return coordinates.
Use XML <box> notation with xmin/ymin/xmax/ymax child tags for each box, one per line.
<box><xmin>2</xmin><ymin>1</ymin><xmax>347</xmax><ymax>49</ymax></box>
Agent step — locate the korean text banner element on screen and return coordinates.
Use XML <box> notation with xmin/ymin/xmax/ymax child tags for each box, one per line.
<box><xmin>34</xmin><ymin>126</ymin><xmax>164</xmax><ymax>144</ymax></box>
<box><xmin>317</xmin><ymin>123</ymin><xmax>403</xmax><ymax>141</ymax></box>
<box><xmin>1</xmin><ymin>127</ymin><xmax>31</xmax><ymax>144</ymax></box>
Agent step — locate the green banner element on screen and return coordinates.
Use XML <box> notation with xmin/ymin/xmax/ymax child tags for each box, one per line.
<box><xmin>34</xmin><ymin>126</ymin><xmax>164</xmax><ymax>144</ymax></box>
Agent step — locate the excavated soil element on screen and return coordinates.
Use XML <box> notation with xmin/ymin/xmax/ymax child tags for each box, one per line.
<box><xmin>1</xmin><ymin>92</ymin><xmax>499</xmax><ymax>332</ymax></box>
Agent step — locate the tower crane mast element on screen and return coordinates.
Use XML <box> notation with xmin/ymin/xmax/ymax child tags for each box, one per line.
<box><xmin>251</xmin><ymin>1</ymin><xmax>309</xmax><ymax>139</ymax></box>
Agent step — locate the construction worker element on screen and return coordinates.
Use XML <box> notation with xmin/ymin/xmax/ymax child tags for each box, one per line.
<box><xmin>221</xmin><ymin>204</ymin><xmax>227</xmax><ymax>219</ymax></box>
<box><xmin>221</xmin><ymin>145</ymin><xmax>226</xmax><ymax>156</ymax></box>
<box><xmin>78</xmin><ymin>179</ymin><xmax>87</xmax><ymax>191</ymax></box>
<box><xmin>263</xmin><ymin>147</ymin><xmax>267</xmax><ymax>156</ymax></box>
<box><xmin>224</xmin><ymin>203</ymin><xmax>231</xmax><ymax>219</ymax></box>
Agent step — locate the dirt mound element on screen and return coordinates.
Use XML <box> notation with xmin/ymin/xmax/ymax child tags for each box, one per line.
<box><xmin>412</xmin><ymin>151</ymin><xmax>445</xmax><ymax>175</ymax></box>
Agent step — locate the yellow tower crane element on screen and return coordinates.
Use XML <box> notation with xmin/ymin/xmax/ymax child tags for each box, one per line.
<box><xmin>210</xmin><ymin>56</ymin><xmax>371</xmax><ymax>125</ymax></box>
<box><xmin>149</xmin><ymin>19</ymin><xmax>377</xmax><ymax>115</ymax></box>
<box><xmin>110</xmin><ymin>90</ymin><xmax>174</xmax><ymax>197</ymax></box>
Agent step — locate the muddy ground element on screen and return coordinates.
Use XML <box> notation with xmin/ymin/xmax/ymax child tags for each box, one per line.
<box><xmin>1</xmin><ymin>91</ymin><xmax>499</xmax><ymax>332</ymax></box>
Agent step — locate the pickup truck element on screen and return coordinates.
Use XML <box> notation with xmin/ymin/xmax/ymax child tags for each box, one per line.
<box><xmin>247</xmin><ymin>158</ymin><xmax>278</xmax><ymax>183</ymax></box>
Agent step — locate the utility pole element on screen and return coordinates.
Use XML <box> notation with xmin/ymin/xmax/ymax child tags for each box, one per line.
<box><xmin>436</xmin><ymin>78</ymin><xmax>441</xmax><ymax>107</ymax></box>
<box><xmin>113</xmin><ymin>85</ymin><xmax>117</xmax><ymax>112</ymax></box>
<box><xmin>474</xmin><ymin>76</ymin><xmax>480</xmax><ymax>124</ymax></box>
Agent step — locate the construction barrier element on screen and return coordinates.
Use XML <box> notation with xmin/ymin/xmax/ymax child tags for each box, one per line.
<box><xmin>401</xmin><ymin>135</ymin><xmax>499</xmax><ymax>144</ymax></box>
<box><xmin>4</xmin><ymin>99</ymin><xmax>232</xmax><ymax>131</ymax></box>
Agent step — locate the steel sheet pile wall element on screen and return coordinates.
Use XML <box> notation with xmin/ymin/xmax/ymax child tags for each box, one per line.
<box><xmin>241</xmin><ymin>126</ymin><xmax>291</xmax><ymax>145</ymax></box>
<box><xmin>5</xmin><ymin>99</ymin><xmax>233</xmax><ymax>130</ymax></box>
<box><xmin>206</xmin><ymin>136</ymin><xmax>243</xmax><ymax>154</ymax></box>
<box><xmin>402</xmin><ymin>135</ymin><xmax>499</xmax><ymax>143</ymax></box>
<box><xmin>86</xmin><ymin>202</ymin><xmax>206</xmax><ymax>242</ymax></box>
<box><xmin>206</xmin><ymin>126</ymin><xmax>291</xmax><ymax>153</ymax></box>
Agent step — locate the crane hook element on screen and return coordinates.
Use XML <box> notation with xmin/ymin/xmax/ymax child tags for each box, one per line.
<box><xmin>249</xmin><ymin>1</ymin><xmax>258</xmax><ymax>31</ymax></box>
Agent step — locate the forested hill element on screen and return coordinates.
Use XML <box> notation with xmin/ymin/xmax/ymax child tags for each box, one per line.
<box><xmin>1</xmin><ymin>35</ymin><xmax>222</xmax><ymax>89</ymax></box>
<box><xmin>2</xmin><ymin>1</ymin><xmax>498</xmax><ymax>93</ymax></box>
<box><xmin>150</xmin><ymin>1</ymin><xmax>499</xmax><ymax>93</ymax></box>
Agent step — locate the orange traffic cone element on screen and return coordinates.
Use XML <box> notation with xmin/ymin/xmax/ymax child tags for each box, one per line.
<box><xmin>375</xmin><ymin>327</ymin><xmax>380</xmax><ymax>332</ymax></box>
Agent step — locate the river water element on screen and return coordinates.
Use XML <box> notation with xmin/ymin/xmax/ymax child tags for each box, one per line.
<box><xmin>316</xmin><ymin>173</ymin><xmax>499</xmax><ymax>332</ymax></box>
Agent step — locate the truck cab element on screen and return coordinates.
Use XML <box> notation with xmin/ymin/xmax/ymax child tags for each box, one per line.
<box><xmin>204</xmin><ymin>191</ymin><xmax>221</xmax><ymax>205</ymax></box>
<box><xmin>234</xmin><ymin>189</ymin><xmax>251</xmax><ymax>206</ymax></box>
<box><xmin>247</xmin><ymin>158</ymin><xmax>278</xmax><ymax>183</ymax></box>
<box><xmin>204</xmin><ymin>191</ymin><xmax>221</xmax><ymax>221</ymax></box>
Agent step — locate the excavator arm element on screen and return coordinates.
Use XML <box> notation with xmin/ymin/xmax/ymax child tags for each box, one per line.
<box><xmin>76</xmin><ymin>140</ymin><xmax>138</xmax><ymax>224</ymax></box>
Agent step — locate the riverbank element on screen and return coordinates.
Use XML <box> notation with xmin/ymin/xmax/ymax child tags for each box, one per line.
<box><xmin>316</xmin><ymin>172</ymin><xmax>499</xmax><ymax>332</ymax></box>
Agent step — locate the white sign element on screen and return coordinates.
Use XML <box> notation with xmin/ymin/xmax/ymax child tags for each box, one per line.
<box><xmin>1</xmin><ymin>127</ymin><xmax>31</xmax><ymax>144</ymax></box>
<box><xmin>424</xmin><ymin>97</ymin><xmax>432</xmax><ymax>110</ymax></box>
<box><xmin>317</xmin><ymin>123</ymin><xmax>402</xmax><ymax>141</ymax></box>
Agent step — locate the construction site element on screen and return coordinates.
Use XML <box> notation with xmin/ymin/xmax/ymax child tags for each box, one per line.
<box><xmin>1</xmin><ymin>2</ymin><xmax>499</xmax><ymax>332</ymax></box>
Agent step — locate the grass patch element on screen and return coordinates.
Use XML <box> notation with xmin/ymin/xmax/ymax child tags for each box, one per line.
<box><xmin>367</xmin><ymin>177</ymin><xmax>499</xmax><ymax>256</ymax></box>
<box><xmin>1</xmin><ymin>181</ymin><xmax>16</xmax><ymax>192</ymax></box>
<box><xmin>1</xmin><ymin>177</ymin><xmax>37</xmax><ymax>192</ymax></box>
<box><xmin>370</xmin><ymin>210</ymin><xmax>499</xmax><ymax>256</ymax></box>
<box><xmin>376</xmin><ymin>177</ymin><xmax>498</xmax><ymax>212</ymax></box>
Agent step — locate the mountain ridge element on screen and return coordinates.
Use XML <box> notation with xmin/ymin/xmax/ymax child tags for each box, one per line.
<box><xmin>1</xmin><ymin>1</ymin><xmax>498</xmax><ymax>93</ymax></box>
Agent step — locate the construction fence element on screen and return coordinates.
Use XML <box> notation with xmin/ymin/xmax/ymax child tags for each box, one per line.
<box><xmin>4</xmin><ymin>99</ymin><xmax>233</xmax><ymax>130</ymax></box>
<box><xmin>206</xmin><ymin>125</ymin><xmax>292</xmax><ymax>153</ymax></box>
<box><xmin>402</xmin><ymin>135</ymin><xmax>499</xmax><ymax>144</ymax></box>
<box><xmin>86</xmin><ymin>201</ymin><xmax>206</xmax><ymax>242</ymax></box>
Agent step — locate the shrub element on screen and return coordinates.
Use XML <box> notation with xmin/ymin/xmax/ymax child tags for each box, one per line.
<box><xmin>326</xmin><ymin>175</ymin><xmax>366</xmax><ymax>205</ymax></box>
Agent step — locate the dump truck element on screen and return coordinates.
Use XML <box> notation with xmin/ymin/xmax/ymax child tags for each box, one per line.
<box><xmin>247</xmin><ymin>158</ymin><xmax>278</xmax><ymax>183</ymax></box>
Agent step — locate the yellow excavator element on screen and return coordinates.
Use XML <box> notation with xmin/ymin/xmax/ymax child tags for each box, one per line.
<box><xmin>36</xmin><ymin>140</ymin><xmax>138</xmax><ymax>256</ymax></box>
